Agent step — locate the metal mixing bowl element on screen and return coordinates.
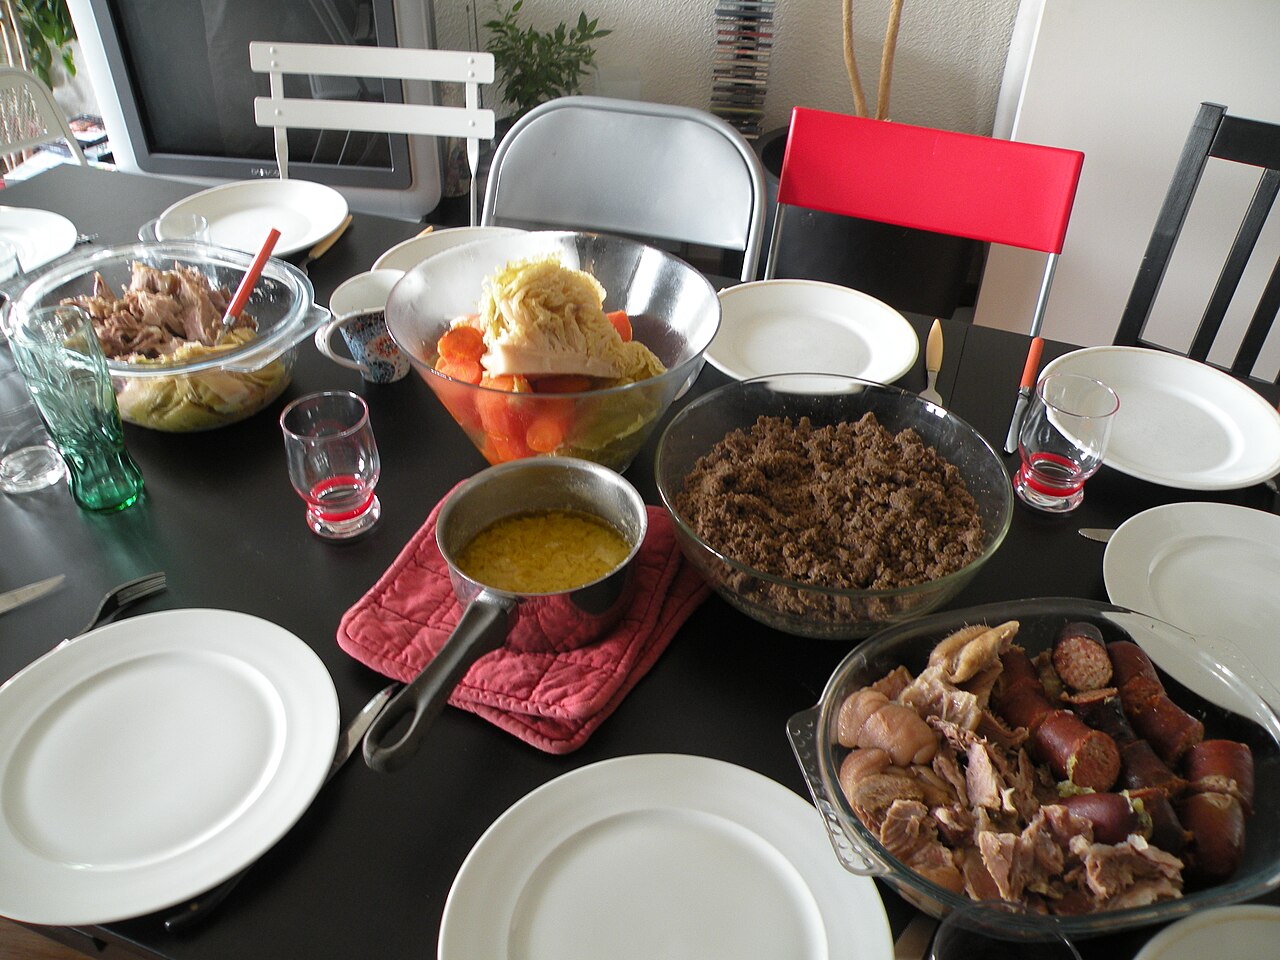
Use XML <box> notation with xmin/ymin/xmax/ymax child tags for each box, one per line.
<box><xmin>8</xmin><ymin>241</ymin><xmax>328</xmax><ymax>432</ymax></box>
<box><xmin>654</xmin><ymin>374</ymin><xmax>1013</xmax><ymax>639</ymax></box>
<box><xmin>383</xmin><ymin>230</ymin><xmax>720</xmax><ymax>473</ymax></box>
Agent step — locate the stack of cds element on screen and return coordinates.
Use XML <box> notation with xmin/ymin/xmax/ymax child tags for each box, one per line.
<box><xmin>711</xmin><ymin>1</ymin><xmax>775</xmax><ymax>140</ymax></box>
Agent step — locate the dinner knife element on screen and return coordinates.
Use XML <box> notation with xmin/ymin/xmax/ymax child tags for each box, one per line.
<box><xmin>0</xmin><ymin>574</ymin><xmax>65</xmax><ymax>615</ymax></box>
<box><xmin>1077</xmin><ymin>527</ymin><xmax>1115</xmax><ymax>543</ymax></box>
<box><xmin>920</xmin><ymin>319</ymin><xmax>943</xmax><ymax>405</ymax></box>
<box><xmin>163</xmin><ymin>682</ymin><xmax>399</xmax><ymax>932</ymax></box>
<box><xmin>1003</xmin><ymin>336</ymin><xmax>1045</xmax><ymax>454</ymax></box>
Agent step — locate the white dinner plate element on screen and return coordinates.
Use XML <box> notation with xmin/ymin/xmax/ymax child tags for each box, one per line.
<box><xmin>0</xmin><ymin>609</ymin><xmax>339</xmax><ymax>925</ymax></box>
<box><xmin>1134</xmin><ymin>905</ymin><xmax>1280</xmax><ymax>960</ymax></box>
<box><xmin>372</xmin><ymin>225</ymin><xmax>525</xmax><ymax>272</ymax></box>
<box><xmin>157</xmin><ymin>179</ymin><xmax>349</xmax><ymax>257</ymax></box>
<box><xmin>1041</xmin><ymin>346</ymin><xmax>1280</xmax><ymax>490</ymax></box>
<box><xmin>708</xmin><ymin>279</ymin><xmax>919</xmax><ymax>385</ymax></box>
<box><xmin>439</xmin><ymin>753</ymin><xmax>892</xmax><ymax>960</ymax></box>
<box><xmin>0</xmin><ymin>205</ymin><xmax>77</xmax><ymax>269</ymax></box>
<box><xmin>1104</xmin><ymin>502</ymin><xmax>1280</xmax><ymax>701</ymax></box>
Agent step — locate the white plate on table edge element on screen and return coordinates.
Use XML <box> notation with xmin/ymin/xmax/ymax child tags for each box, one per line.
<box><xmin>0</xmin><ymin>608</ymin><xmax>339</xmax><ymax>925</ymax></box>
<box><xmin>1041</xmin><ymin>345</ymin><xmax>1280</xmax><ymax>490</ymax></box>
<box><xmin>157</xmin><ymin>179</ymin><xmax>349</xmax><ymax>257</ymax></box>
<box><xmin>1104</xmin><ymin>502</ymin><xmax>1280</xmax><ymax>706</ymax></box>
<box><xmin>707</xmin><ymin>279</ymin><xmax>919</xmax><ymax>385</ymax></box>
<box><xmin>0</xmin><ymin>205</ymin><xmax>77</xmax><ymax>269</ymax></box>
<box><xmin>373</xmin><ymin>225</ymin><xmax>525</xmax><ymax>272</ymax></box>
<box><xmin>1134</xmin><ymin>904</ymin><xmax>1280</xmax><ymax>960</ymax></box>
<box><xmin>438</xmin><ymin>753</ymin><xmax>892</xmax><ymax>960</ymax></box>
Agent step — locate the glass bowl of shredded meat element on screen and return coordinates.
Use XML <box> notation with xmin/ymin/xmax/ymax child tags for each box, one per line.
<box><xmin>8</xmin><ymin>241</ymin><xmax>329</xmax><ymax>431</ymax></box>
<box><xmin>654</xmin><ymin>374</ymin><xmax>1014</xmax><ymax>639</ymax></box>
<box><xmin>787</xmin><ymin>597</ymin><xmax>1280</xmax><ymax>939</ymax></box>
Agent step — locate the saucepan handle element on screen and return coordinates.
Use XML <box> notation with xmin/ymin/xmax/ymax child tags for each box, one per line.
<box><xmin>363</xmin><ymin>592</ymin><xmax>516</xmax><ymax>773</ymax></box>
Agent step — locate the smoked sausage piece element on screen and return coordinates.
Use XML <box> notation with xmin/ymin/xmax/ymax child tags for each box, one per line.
<box><xmin>1185</xmin><ymin>739</ymin><xmax>1254</xmax><ymax>814</ymax></box>
<box><xmin>1108</xmin><ymin>641</ymin><xmax>1205</xmax><ymax>764</ymax></box>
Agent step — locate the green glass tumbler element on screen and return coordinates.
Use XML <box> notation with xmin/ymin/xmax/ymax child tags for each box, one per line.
<box><xmin>8</xmin><ymin>304</ymin><xmax>144</xmax><ymax>512</ymax></box>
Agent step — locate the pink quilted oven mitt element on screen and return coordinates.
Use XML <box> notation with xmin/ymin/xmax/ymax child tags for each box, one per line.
<box><xmin>337</xmin><ymin>492</ymin><xmax>710</xmax><ymax>754</ymax></box>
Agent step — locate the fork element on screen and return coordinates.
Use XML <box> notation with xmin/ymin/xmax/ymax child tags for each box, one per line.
<box><xmin>76</xmin><ymin>571</ymin><xmax>167</xmax><ymax>637</ymax></box>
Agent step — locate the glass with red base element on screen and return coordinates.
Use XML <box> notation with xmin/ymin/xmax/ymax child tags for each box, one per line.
<box><xmin>280</xmin><ymin>391</ymin><xmax>381</xmax><ymax>539</ymax></box>
<box><xmin>1014</xmin><ymin>372</ymin><xmax>1119</xmax><ymax>513</ymax></box>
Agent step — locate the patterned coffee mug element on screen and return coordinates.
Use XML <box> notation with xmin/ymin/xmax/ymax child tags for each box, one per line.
<box><xmin>317</xmin><ymin>269</ymin><xmax>409</xmax><ymax>383</ymax></box>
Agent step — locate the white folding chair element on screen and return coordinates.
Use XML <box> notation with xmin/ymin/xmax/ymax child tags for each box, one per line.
<box><xmin>249</xmin><ymin>41</ymin><xmax>495</xmax><ymax>224</ymax></box>
<box><xmin>481</xmin><ymin>96</ymin><xmax>766</xmax><ymax>282</ymax></box>
<box><xmin>0</xmin><ymin>65</ymin><xmax>87</xmax><ymax>173</ymax></box>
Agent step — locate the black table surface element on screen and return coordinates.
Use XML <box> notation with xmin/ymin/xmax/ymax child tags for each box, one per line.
<box><xmin>2</xmin><ymin>166</ymin><xmax>1278</xmax><ymax>959</ymax></box>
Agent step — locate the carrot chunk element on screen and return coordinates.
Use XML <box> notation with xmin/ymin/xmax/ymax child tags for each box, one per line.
<box><xmin>437</xmin><ymin>325</ymin><xmax>486</xmax><ymax>362</ymax></box>
<box><xmin>435</xmin><ymin>357</ymin><xmax>483</xmax><ymax>384</ymax></box>
<box><xmin>605</xmin><ymin>309</ymin><xmax>632</xmax><ymax>342</ymax></box>
<box><xmin>525</xmin><ymin>415</ymin><xmax>567</xmax><ymax>453</ymax></box>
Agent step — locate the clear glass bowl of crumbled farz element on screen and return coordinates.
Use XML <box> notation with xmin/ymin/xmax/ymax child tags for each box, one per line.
<box><xmin>654</xmin><ymin>373</ymin><xmax>1013</xmax><ymax>639</ymax></box>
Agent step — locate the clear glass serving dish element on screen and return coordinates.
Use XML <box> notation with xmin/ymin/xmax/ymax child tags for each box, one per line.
<box><xmin>787</xmin><ymin>597</ymin><xmax>1280</xmax><ymax>939</ymax></box>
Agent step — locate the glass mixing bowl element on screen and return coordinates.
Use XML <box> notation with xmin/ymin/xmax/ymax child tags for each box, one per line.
<box><xmin>654</xmin><ymin>374</ymin><xmax>1013</xmax><ymax>639</ymax></box>
<box><xmin>7</xmin><ymin>241</ymin><xmax>328</xmax><ymax>432</ymax></box>
<box><xmin>383</xmin><ymin>231</ymin><xmax>720</xmax><ymax>473</ymax></box>
<box><xmin>788</xmin><ymin>597</ymin><xmax>1280</xmax><ymax>939</ymax></box>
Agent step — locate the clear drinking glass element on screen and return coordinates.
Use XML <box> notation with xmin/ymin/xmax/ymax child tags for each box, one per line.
<box><xmin>6</xmin><ymin>304</ymin><xmax>145</xmax><ymax>512</ymax></box>
<box><xmin>137</xmin><ymin>213</ymin><xmax>211</xmax><ymax>243</ymax></box>
<box><xmin>0</xmin><ymin>362</ymin><xmax>65</xmax><ymax>494</ymax></box>
<box><xmin>929</xmin><ymin>901</ymin><xmax>1081</xmax><ymax>960</ymax></box>
<box><xmin>1014</xmin><ymin>372</ymin><xmax>1119</xmax><ymax>513</ymax></box>
<box><xmin>280</xmin><ymin>391</ymin><xmax>381</xmax><ymax>539</ymax></box>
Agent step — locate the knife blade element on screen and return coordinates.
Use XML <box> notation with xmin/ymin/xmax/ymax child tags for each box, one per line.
<box><xmin>163</xmin><ymin>682</ymin><xmax>399</xmax><ymax>932</ymax></box>
<box><xmin>0</xmin><ymin>574</ymin><xmax>65</xmax><ymax>615</ymax></box>
<box><xmin>1077</xmin><ymin>527</ymin><xmax>1115</xmax><ymax>543</ymax></box>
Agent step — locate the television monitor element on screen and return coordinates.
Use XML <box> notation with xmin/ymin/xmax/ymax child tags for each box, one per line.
<box><xmin>66</xmin><ymin>0</ymin><xmax>445</xmax><ymax>220</ymax></box>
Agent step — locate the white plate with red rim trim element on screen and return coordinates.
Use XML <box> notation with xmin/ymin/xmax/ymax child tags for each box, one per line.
<box><xmin>1040</xmin><ymin>346</ymin><xmax>1280</xmax><ymax>490</ymax></box>
<box><xmin>439</xmin><ymin>753</ymin><xmax>893</xmax><ymax>960</ymax></box>
<box><xmin>0</xmin><ymin>608</ymin><xmax>339</xmax><ymax>924</ymax></box>
<box><xmin>707</xmin><ymin>279</ymin><xmax>919</xmax><ymax>386</ymax></box>
<box><xmin>1133</xmin><ymin>904</ymin><xmax>1280</xmax><ymax>960</ymax></box>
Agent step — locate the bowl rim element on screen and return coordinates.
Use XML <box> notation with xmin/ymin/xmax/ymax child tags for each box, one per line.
<box><xmin>387</xmin><ymin>229</ymin><xmax>722</xmax><ymax>399</ymax></box>
<box><xmin>803</xmin><ymin>596</ymin><xmax>1280</xmax><ymax>935</ymax></box>
<box><xmin>10</xmin><ymin>240</ymin><xmax>323</xmax><ymax>378</ymax></box>
<box><xmin>654</xmin><ymin>372</ymin><xmax>1014</xmax><ymax>600</ymax></box>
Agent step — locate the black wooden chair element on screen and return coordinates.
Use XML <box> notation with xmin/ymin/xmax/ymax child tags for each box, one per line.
<box><xmin>1114</xmin><ymin>102</ymin><xmax>1280</xmax><ymax>385</ymax></box>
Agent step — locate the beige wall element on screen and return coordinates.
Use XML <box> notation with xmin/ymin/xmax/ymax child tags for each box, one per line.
<box><xmin>440</xmin><ymin>0</ymin><xmax>1022</xmax><ymax>136</ymax></box>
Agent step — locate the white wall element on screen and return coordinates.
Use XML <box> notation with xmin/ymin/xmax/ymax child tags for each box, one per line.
<box><xmin>439</xmin><ymin>0</ymin><xmax>1022</xmax><ymax>136</ymax></box>
<box><xmin>977</xmin><ymin>0</ymin><xmax>1280</xmax><ymax>379</ymax></box>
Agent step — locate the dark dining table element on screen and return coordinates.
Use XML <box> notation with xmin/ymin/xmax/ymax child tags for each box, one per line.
<box><xmin>1</xmin><ymin>165</ymin><xmax>1278</xmax><ymax>960</ymax></box>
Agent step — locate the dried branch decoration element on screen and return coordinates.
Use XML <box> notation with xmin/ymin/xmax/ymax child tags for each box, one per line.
<box><xmin>842</xmin><ymin>0</ymin><xmax>905</xmax><ymax>120</ymax></box>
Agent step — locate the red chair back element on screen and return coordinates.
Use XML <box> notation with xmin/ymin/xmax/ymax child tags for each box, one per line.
<box><xmin>775</xmin><ymin>107</ymin><xmax>1084</xmax><ymax>255</ymax></box>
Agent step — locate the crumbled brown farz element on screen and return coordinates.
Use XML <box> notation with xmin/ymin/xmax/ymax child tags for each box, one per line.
<box><xmin>675</xmin><ymin>413</ymin><xmax>984</xmax><ymax>591</ymax></box>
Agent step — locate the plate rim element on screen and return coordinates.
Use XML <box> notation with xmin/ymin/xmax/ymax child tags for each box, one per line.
<box><xmin>1132</xmin><ymin>904</ymin><xmax>1280</xmax><ymax>960</ymax></box>
<box><xmin>372</xmin><ymin>225</ymin><xmax>526</xmax><ymax>272</ymax></box>
<box><xmin>1041</xmin><ymin>345</ymin><xmax>1280</xmax><ymax>490</ymax></box>
<box><xmin>0</xmin><ymin>205</ymin><xmax>77</xmax><ymax>269</ymax></box>
<box><xmin>0</xmin><ymin>608</ymin><xmax>339</xmax><ymax>925</ymax></box>
<box><xmin>707</xmin><ymin>278</ymin><xmax>919</xmax><ymax>384</ymax></box>
<box><xmin>438</xmin><ymin>752</ymin><xmax>893</xmax><ymax>960</ymax></box>
<box><xmin>1103</xmin><ymin>502</ymin><xmax>1280</xmax><ymax>654</ymax></box>
<box><xmin>157</xmin><ymin>179</ymin><xmax>350</xmax><ymax>257</ymax></box>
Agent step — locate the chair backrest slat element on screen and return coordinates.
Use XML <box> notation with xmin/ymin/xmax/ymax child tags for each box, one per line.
<box><xmin>774</xmin><ymin>107</ymin><xmax>1084</xmax><ymax>254</ymax></box>
<box><xmin>1115</xmin><ymin>101</ymin><xmax>1280</xmax><ymax>385</ymax></box>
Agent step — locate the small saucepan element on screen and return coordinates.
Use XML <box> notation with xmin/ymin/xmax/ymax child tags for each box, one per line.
<box><xmin>362</xmin><ymin>457</ymin><xmax>647</xmax><ymax>773</ymax></box>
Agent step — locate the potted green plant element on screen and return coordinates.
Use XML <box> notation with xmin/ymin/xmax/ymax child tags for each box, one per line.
<box><xmin>15</xmin><ymin>0</ymin><xmax>76</xmax><ymax>89</ymax></box>
<box><xmin>483</xmin><ymin>0</ymin><xmax>610</xmax><ymax>123</ymax></box>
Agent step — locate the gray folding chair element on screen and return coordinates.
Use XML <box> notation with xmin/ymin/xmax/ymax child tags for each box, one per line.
<box><xmin>0</xmin><ymin>65</ymin><xmax>87</xmax><ymax>173</ymax></box>
<box><xmin>481</xmin><ymin>96</ymin><xmax>765</xmax><ymax>282</ymax></box>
